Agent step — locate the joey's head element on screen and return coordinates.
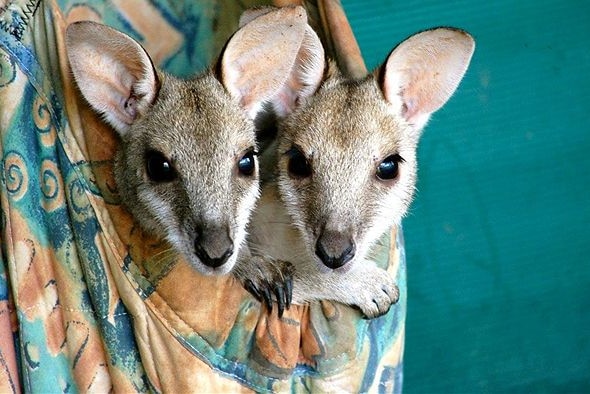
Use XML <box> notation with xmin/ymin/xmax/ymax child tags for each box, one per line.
<box><xmin>275</xmin><ymin>27</ymin><xmax>475</xmax><ymax>271</ymax></box>
<box><xmin>112</xmin><ymin>76</ymin><xmax>259</xmax><ymax>275</ymax></box>
<box><xmin>277</xmin><ymin>77</ymin><xmax>419</xmax><ymax>271</ymax></box>
<box><xmin>66</xmin><ymin>8</ymin><xmax>310</xmax><ymax>275</ymax></box>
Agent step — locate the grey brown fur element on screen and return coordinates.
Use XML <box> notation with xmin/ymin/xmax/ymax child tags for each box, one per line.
<box><xmin>65</xmin><ymin>8</ymin><xmax>310</xmax><ymax>277</ymax></box>
<box><xmin>241</xmin><ymin>23</ymin><xmax>475</xmax><ymax>318</ymax></box>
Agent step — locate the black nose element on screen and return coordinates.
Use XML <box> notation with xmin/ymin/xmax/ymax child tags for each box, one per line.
<box><xmin>194</xmin><ymin>224</ymin><xmax>234</xmax><ymax>269</ymax></box>
<box><xmin>195</xmin><ymin>243</ymin><xmax>234</xmax><ymax>268</ymax></box>
<box><xmin>315</xmin><ymin>237</ymin><xmax>356</xmax><ymax>269</ymax></box>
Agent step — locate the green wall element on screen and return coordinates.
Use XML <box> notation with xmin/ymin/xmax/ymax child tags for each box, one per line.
<box><xmin>346</xmin><ymin>1</ymin><xmax>590</xmax><ymax>391</ymax></box>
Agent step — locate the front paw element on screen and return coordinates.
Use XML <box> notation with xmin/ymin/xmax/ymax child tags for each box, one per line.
<box><xmin>354</xmin><ymin>271</ymin><xmax>399</xmax><ymax>319</ymax></box>
<box><xmin>239</xmin><ymin>258</ymin><xmax>294</xmax><ymax>318</ymax></box>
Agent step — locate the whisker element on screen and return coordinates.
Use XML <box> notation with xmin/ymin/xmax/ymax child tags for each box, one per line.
<box><xmin>148</xmin><ymin>248</ymin><xmax>178</xmax><ymax>266</ymax></box>
<box><xmin>149</xmin><ymin>247</ymin><xmax>175</xmax><ymax>260</ymax></box>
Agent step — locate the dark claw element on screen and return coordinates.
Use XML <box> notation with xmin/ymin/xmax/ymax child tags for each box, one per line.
<box><xmin>285</xmin><ymin>277</ymin><xmax>293</xmax><ymax>309</ymax></box>
<box><xmin>244</xmin><ymin>279</ymin><xmax>262</xmax><ymax>302</ymax></box>
<box><xmin>262</xmin><ymin>284</ymin><xmax>273</xmax><ymax>313</ymax></box>
<box><xmin>275</xmin><ymin>286</ymin><xmax>285</xmax><ymax>318</ymax></box>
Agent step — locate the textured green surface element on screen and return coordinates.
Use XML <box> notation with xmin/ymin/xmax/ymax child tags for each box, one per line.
<box><xmin>345</xmin><ymin>0</ymin><xmax>590</xmax><ymax>392</ymax></box>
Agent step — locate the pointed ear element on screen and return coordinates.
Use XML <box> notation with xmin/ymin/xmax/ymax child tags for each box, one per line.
<box><xmin>66</xmin><ymin>21</ymin><xmax>159</xmax><ymax>135</ymax></box>
<box><xmin>379</xmin><ymin>28</ymin><xmax>475</xmax><ymax>129</ymax></box>
<box><xmin>219</xmin><ymin>6</ymin><xmax>322</xmax><ymax>119</ymax></box>
<box><xmin>270</xmin><ymin>24</ymin><xmax>326</xmax><ymax>117</ymax></box>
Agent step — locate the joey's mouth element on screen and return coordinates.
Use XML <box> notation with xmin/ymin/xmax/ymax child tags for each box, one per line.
<box><xmin>312</xmin><ymin>253</ymin><xmax>357</xmax><ymax>275</ymax></box>
<box><xmin>299</xmin><ymin>225</ymin><xmax>359</xmax><ymax>273</ymax></box>
<box><xmin>169</xmin><ymin>234</ymin><xmax>238</xmax><ymax>276</ymax></box>
<box><xmin>187</xmin><ymin>218</ymin><xmax>241</xmax><ymax>276</ymax></box>
<box><xmin>194</xmin><ymin>242</ymin><xmax>234</xmax><ymax>270</ymax></box>
<box><xmin>186</xmin><ymin>252</ymin><xmax>237</xmax><ymax>276</ymax></box>
<box><xmin>312</xmin><ymin>225</ymin><xmax>359</xmax><ymax>273</ymax></box>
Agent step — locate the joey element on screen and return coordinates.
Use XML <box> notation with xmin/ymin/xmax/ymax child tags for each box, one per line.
<box><xmin>240</xmin><ymin>17</ymin><xmax>475</xmax><ymax>318</ymax></box>
<box><xmin>66</xmin><ymin>7</ymin><xmax>309</xmax><ymax>276</ymax></box>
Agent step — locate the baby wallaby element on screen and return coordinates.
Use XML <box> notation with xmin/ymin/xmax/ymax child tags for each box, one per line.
<box><xmin>242</xmin><ymin>21</ymin><xmax>475</xmax><ymax>318</ymax></box>
<box><xmin>65</xmin><ymin>8</ymin><xmax>309</xmax><ymax>276</ymax></box>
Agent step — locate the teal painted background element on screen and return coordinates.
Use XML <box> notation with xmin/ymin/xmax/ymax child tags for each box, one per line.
<box><xmin>345</xmin><ymin>0</ymin><xmax>590</xmax><ymax>392</ymax></box>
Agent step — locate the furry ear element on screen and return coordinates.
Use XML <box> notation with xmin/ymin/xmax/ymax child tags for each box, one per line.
<box><xmin>66</xmin><ymin>21</ymin><xmax>159</xmax><ymax>135</ymax></box>
<box><xmin>270</xmin><ymin>24</ymin><xmax>326</xmax><ymax>117</ymax></box>
<box><xmin>221</xmin><ymin>6</ymin><xmax>325</xmax><ymax>118</ymax></box>
<box><xmin>219</xmin><ymin>6</ymin><xmax>310</xmax><ymax>119</ymax></box>
<box><xmin>379</xmin><ymin>28</ymin><xmax>475</xmax><ymax>130</ymax></box>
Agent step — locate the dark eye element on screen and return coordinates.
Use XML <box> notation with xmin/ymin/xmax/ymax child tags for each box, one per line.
<box><xmin>237</xmin><ymin>150</ymin><xmax>256</xmax><ymax>176</ymax></box>
<box><xmin>146</xmin><ymin>150</ymin><xmax>177</xmax><ymax>182</ymax></box>
<box><xmin>286</xmin><ymin>147</ymin><xmax>312</xmax><ymax>178</ymax></box>
<box><xmin>376</xmin><ymin>154</ymin><xmax>404</xmax><ymax>181</ymax></box>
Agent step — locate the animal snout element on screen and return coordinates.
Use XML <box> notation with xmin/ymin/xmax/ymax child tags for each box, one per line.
<box><xmin>195</xmin><ymin>244</ymin><xmax>234</xmax><ymax>268</ymax></box>
<box><xmin>315</xmin><ymin>230</ymin><xmax>356</xmax><ymax>269</ymax></box>
<box><xmin>194</xmin><ymin>226</ymin><xmax>234</xmax><ymax>268</ymax></box>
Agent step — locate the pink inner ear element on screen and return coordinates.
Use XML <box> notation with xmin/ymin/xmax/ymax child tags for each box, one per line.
<box><xmin>384</xmin><ymin>60</ymin><xmax>450</xmax><ymax>122</ymax></box>
<box><xmin>123</xmin><ymin>96</ymin><xmax>138</xmax><ymax>119</ymax></box>
<box><xmin>220</xmin><ymin>7</ymin><xmax>326</xmax><ymax>119</ymax></box>
<box><xmin>268</xmin><ymin>26</ymin><xmax>325</xmax><ymax>117</ymax></box>
<box><xmin>66</xmin><ymin>21</ymin><xmax>159</xmax><ymax>134</ymax></box>
<box><xmin>401</xmin><ymin>74</ymin><xmax>443</xmax><ymax>121</ymax></box>
<box><xmin>400</xmin><ymin>98</ymin><xmax>415</xmax><ymax>120</ymax></box>
<box><xmin>380</xmin><ymin>28</ymin><xmax>475</xmax><ymax>124</ymax></box>
<box><xmin>271</xmin><ymin>78</ymin><xmax>303</xmax><ymax>118</ymax></box>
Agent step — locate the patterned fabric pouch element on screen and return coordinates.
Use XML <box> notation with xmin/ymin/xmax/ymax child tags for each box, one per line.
<box><xmin>0</xmin><ymin>0</ymin><xmax>406</xmax><ymax>392</ymax></box>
